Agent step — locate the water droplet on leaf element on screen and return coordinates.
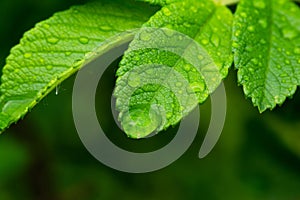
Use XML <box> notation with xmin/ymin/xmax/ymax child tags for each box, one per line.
<box><xmin>282</xmin><ymin>28</ymin><xmax>297</xmax><ymax>39</ymax></box>
<box><xmin>201</xmin><ymin>39</ymin><xmax>209</xmax><ymax>45</ymax></box>
<box><xmin>184</xmin><ymin>64</ymin><xmax>191</xmax><ymax>71</ymax></box>
<box><xmin>253</xmin><ymin>1</ymin><xmax>266</xmax><ymax>9</ymax></box>
<box><xmin>24</xmin><ymin>53</ymin><xmax>32</xmax><ymax>58</ymax></box>
<box><xmin>65</xmin><ymin>52</ymin><xmax>72</xmax><ymax>56</ymax></box>
<box><xmin>46</xmin><ymin>65</ymin><xmax>53</xmax><ymax>70</ymax></box>
<box><xmin>247</xmin><ymin>26</ymin><xmax>255</xmax><ymax>32</ymax></box>
<box><xmin>240</xmin><ymin>12</ymin><xmax>247</xmax><ymax>18</ymax></box>
<box><xmin>100</xmin><ymin>25</ymin><xmax>112</xmax><ymax>31</ymax></box>
<box><xmin>79</xmin><ymin>37</ymin><xmax>89</xmax><ymax>44</ymax></box>
<box><xmin>294</xmin><ymin>47</ymin><xmax>300</xmax><ymax>54</ymax></box>
<box><xmin>47</xmin><ymin>37</ymin><xmax>59</xmax><ymax>44</ymax></box>
<box><xmin>162</xmin><ymin>8</ymin><xmax>171</xmax><ymax>16</ymax></box>
<box><xmin>211</xmin><ymin>34</ymin><xmax>220</xmax><ymax>47</ymax></box>
<box><xmin>139</xmin><ymin>31</ymin><xmax>151</xmax><ymax>41</ymax></box>
<box><xmin>258</xmin><ymin>19</ymin><xmax>267</xmax><ymax>28</ymax></box>
<box><xmin>128</xmin><ymin>72</ymin><xmax>141</xmax><ymax>88</ymax></box>
<box><xmin>198</xmin><ymin>55</ymin><xmax>204</xmax><ymax>60</ymax></box>
<box><xmin>251</xmin><ymin>58</ymin><xmax>258</xmax><ymax>65</ymax></box>
<box><xmin>190</xmin><ymin>82</ymin><xmax>205</xmax><ymax>93</ymax></box>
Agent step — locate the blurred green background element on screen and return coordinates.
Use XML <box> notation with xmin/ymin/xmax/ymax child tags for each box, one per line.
<box><xmin>1</xmin><ymin>0</ymin><xmax>300</xmax><ymax>199</ymax></box>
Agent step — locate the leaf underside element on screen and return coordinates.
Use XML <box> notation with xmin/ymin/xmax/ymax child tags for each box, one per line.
<box><xmin>233</xmin><ymin>0</ymin><xmax>300</xmax><ymax>112</ymax></box>
<box><xmin>0</xmin><ymin>0</ymin><xmax>157</xmax><ymax>133</ymax></box>
<box><xmin>115</xmin><ymin>0</ymin><xmax>233</xmax><ymax>138</ymax></box>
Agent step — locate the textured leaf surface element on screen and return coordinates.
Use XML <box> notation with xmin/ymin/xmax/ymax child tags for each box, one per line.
<box><xmin>137</xmin><ymin>0</ymin><xmax>177</xmax><ymax>6</ymax></box>
<box><xmin>138</xmin><ymin>0</ymin><xmax>240</xmax><ymax>6</ymax></box>
<box><xmin>115</xmin><ymin>0</ymin><xmax>233</xmax><ymax>138</ymax></box>
<box><xmin>233</xmin><ymin>0</ymin><xmax>300</xmax><ymax>112</ymax></box>
<box><xmin>0</xmin><ymin>0</ymin><xmax>157</xmax><ymax>132</ymax></box>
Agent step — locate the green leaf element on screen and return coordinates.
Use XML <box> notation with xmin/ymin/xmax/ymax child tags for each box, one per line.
<box><xmin>0</xmin><ymin>0</ymin><xmax>157</xmax><ymax>133</ymax></box>
<box><xmin>136</xmin><ymin>0</ymin><xmax>177</xmax><ymax>6</ymax></box>
<box><xmin>138</xmin><ymin>0</ymin><xmax>240</xmax><ymax>6</ymax></box>
<box><xmin>233</xmin><ymin>0</ymin><xmax>300</xmax><ymax>112</ymax></box>
<box><xmin>115</xmin><ymin>0</ymin><xmax>233</xmax><ymax>138</ymax></box>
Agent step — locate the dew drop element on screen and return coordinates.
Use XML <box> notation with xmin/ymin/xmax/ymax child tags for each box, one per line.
<box><xmin>183</xmin><ymin>22</ymin><xmax>191</xmax><ymax>28</ymax></box>
<box><xmin>190</xmin><ymin>82</ymin><xmax>205</xmax><ymax>93</ymax></box>
<box><xmin>232</xmin><ymin>42</ymin><xmax>239</xmax><ymax>48</ymax></box>
<box><xmin>184</xmin><ymin>64</ymin><xmax>191</xmax><ymax>71</ymax></box>
<box><xmin>197</xmin><ymin>55</ymin><xmax>204</xmax><ymax>60</ymax></box>
<box><xmin>128</xmin><ymin>72</ymin><xmax>141</xmax><ymax>88</ymax></box>
<box><xmin>213</xmin><ymin>27</ymin><xmax>218</xmax><ymax>32</ymax></box>
<box><xmin>55</xmin><ymin>85</ymin><xmax>60</xmax><ymax>95</ymax></box>
<box><xmin>240</xmin><ymin>12</ymin><xmax>247</xmax><ymax>18</ymax></box>
<box><xmin>139</xmin><ymin>31</ymin><xmax>151</xmax><ymax>41</ymax></box>
<box><xmin>162</xmin><ymin>7</ymin><xmax>171</xmax><ymax>16</ymax></box>
<box><xmin>79</xmin><ymin>37</ymin><xmax>89</xmax><ymax>44</ymax></box>
<box><xmin>247</xmin><ymin>26</ymin><xmax>255</xmax><ymax>32</ymax></box>
<box><xmin>43</xmin><ymin>24</ymin><xmax>50</xmax><ymax>29</ymax></box>
<box><xmin>65</xmin><ymin>52</ymin><xmax>72</xmax><ymax>56</ymax></box>
<box><xmin>47</xmin><ymin>37</ymin><xmax>59</xmax><ymax>44</ymax></box>
<box><xmin>191</xmin><ymin>6</ymin><xmax>197</xmax><ymax>13</ymax></box>
<box><xmin>166</xmin><ymin>112</ymin><xmax>173</xmax><ymax>119</ymax></box>
<box><xmin>100</xmin><ymin>25</ymin><xmax>112</xmax><ymax>31</ymax></box>
<box><xmin>164</xmin><ymin>28</ymin><xmax>174</xmax><ymax>37</ymax></box>
<box><xmin>274</xmin><ymin>95</ymin><xmax>281</xmax><ymax>104</ymax></box>
<box><xmin>201</xmin><ymin>39</ymin><xmax>209</xmax><ymax>45</ymax></box>
<box><xmin>46</xmin><ymin>65</ymin><xmax>53</xmax><ymax>70</ymax></box>
<box><xmin>258</xmin><ymin>19</ymin><xmax>267</xmax><ymax>28</ymax></box>
<box><xmin>235</xmin><ymin>30</ymin><xmax>241</xmax><ymax>37</ymax></box>
<box><xmin>220</xmin><ymin>68</ymin><xmax>227</xmax><ymax>77</ymax></box>
<box><xmin>175</xmin><ymin>82</ymin><xmax>182</xmax><ymax>87</ymax></box>
<box><xmin>282</xmin><ymin>28</ymin><xmax>297</xmax><ymax>39</ymax></box>
<box><xmin>294</xmin><ymin>47</ymin><xmax>300</xmax><ymax>54</ymax></box>
<box><xmin>280</xmin><ymin>73</ymin><xmax>288</xmax><ymax>77</ymax></box>
<box><xmin>211</xmin><ymin>34</ymin><xmax>220</xmax><ymax>47</ymax></box>
<box><xmin>251</xmin><ymin>58</ymin><xmax>258</xmax><ymax>65</ymax></box>
<box><xmin>24</xmin><ymin>53</ymin><xmax>32</xmax><ymax>58</ymax></box>
<box><xmin>253</xmin><ymin>1</ymin><xmax>266</xmax><ymax>9</ymax></box>
<box><xmin>180</xmin><ymin>106</ymin><xmax>185</xmax><ymax>111</ymax></box>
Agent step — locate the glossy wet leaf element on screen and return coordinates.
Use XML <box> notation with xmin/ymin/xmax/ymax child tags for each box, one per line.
<box><xmin>115</xmin><ymin>0</ymin><xmax>233</xmax><ymax>138</ymax></box>
<box><xmin>0</xmin><ymin>0</ymin><xmax>157</xmax><ymax>132</ymax></box>
<box><xmin>233</xmin><ymin>0</ymin><xmax>300</xmax><ymax>112</ymax></box>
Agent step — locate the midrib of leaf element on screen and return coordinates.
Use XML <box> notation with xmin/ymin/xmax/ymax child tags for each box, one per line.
<box><xmin>262</xmin><ymin>0</ymin><xmax>274</xmax><ymax>106</ymax></box>
<box><xmin>0</xmin><ymin>1</ymin><xmax>157</xmax><ymax>132</ymax></box>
